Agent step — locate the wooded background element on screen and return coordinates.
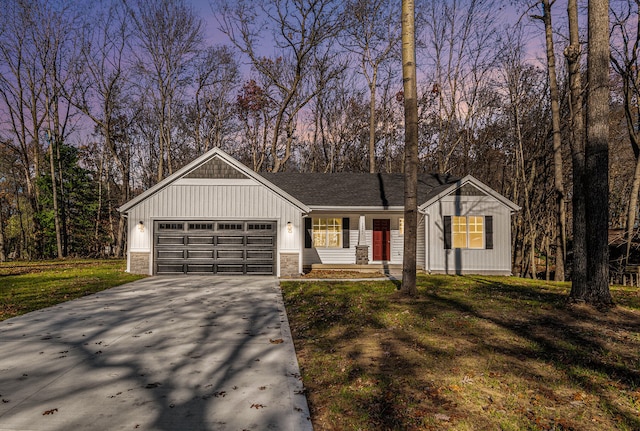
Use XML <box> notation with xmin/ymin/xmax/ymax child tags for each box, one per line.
<box><xmin>0</xmin><ymin>0</ymin><xmax>637</xmax><ymax>282</ymax></box>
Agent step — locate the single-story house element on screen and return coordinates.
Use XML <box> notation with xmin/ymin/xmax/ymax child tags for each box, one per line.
<box><xmin>119</xmin><ymin>147</ymin><xmax>520</xmax><ymax>277</ymax></box>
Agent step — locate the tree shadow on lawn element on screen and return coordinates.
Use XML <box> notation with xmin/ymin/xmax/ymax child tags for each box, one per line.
<box><xmin>286</xmin><ymin>277</ymin><xmax>640</xmax><ymax>430</ymax></box>
<box><xmin>421</xmin><ymin>276</ymin><xmax>640</xmax><ymax>429</ymax></box>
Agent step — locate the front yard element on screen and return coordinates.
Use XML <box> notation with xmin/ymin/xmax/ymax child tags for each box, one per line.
<box><xmin>0</xmin><ymin>259</ymin><xmax>146</xmax><ymax>321</ymax></box>
<box><xmin>281</xmin><ymin>275</ymin><xmax>640</xmax><ymax>430</ymax></box>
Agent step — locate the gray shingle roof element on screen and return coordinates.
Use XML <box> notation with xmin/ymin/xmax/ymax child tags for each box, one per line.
<box><xmin>260</xmin><ymin>173</ymin><xmax>458</xmax><ymax>207</ymax></box>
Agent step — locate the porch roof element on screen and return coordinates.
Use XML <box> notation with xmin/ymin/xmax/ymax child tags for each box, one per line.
<box><xmin>260</xmin><ymin>173</ymin><xmax>457</xmax><ymax>207</ymax></box>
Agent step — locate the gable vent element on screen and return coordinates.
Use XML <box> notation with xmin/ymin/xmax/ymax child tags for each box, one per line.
<box><xmin>453</xmin><ymin>183</ymin><xmax>486</xmax><ymax>197</ymax></box>
<box><xmin>184</xmin><ymin>156</ymin><xmax>248</xmax><ymax>179</ymax></box>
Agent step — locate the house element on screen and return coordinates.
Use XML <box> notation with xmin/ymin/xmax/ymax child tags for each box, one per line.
<box><xmin>119</xmin><ymin>147</ymin><xmax>520</xmax><ymax>277</ymax></box>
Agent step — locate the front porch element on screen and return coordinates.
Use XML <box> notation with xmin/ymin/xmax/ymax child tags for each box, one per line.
<box><xmin>306</xmin><ymin>263</ymin><xmax>407</xmax><ymax>275</ymax></box>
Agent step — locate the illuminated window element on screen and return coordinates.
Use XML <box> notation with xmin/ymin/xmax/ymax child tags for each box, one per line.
<box><xmin>452</xmin><ymin>216</ymin><xmax>483</xmax><ymax>249</ymax></box>
<box><xmin>399</xmin><ymin>218</ymin><xmax>404</xmax><ymax>235</ymax></box>
<box><xmin>313</xmin><ymin>218</ymin><xmax>342</xmax><ymax>248</ymax></box>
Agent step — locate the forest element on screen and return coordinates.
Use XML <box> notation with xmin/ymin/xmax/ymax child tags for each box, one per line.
<box><xmin>0</xmin><ymin>0</ymin><xmax>637</xmax><ymax>282</ymax></box>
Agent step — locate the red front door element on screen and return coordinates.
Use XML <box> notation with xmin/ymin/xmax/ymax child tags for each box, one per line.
<box><xmin>373</xmin><ymin>219</ymin><xmax>390</xmax><ymax>261</ymax></box>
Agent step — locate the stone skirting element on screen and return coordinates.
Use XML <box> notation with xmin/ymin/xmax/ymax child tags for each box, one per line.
<box><xmin>355</xmin><ymin>245</ymin><xmax>369</xmax><ymax>265</ymax></box>
<box><xmin>129</xmin><ymin>252</ymin><xmax>150</xmax><ymax>274</ymax></box>
<box><xmin>280</xmin><ymin>253</ymin><xmax>300</xmax><ymax>277</ymax></box>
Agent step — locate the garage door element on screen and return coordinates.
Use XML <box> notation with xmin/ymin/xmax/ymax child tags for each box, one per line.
<box><xmin>154</xmin><ymin>220</ymin><xmax>276</xmax><ymax>275</ymax></box>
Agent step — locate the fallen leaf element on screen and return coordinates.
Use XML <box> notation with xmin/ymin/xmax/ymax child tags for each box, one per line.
<box><xmin>435</xmin><ymin>413</ymin><xmax>450</xmax><ymax>421</ymax></box>
<box><xmin>269</xmin><ymin>338</ymin><xmax>284</xmax><ymax>344</ymax></box>
<box><xmin>214</xmin><ymin>391</ymin><xmax>226</xmax><ymax>397</ymax></box>
<box><xmin>251</xmin><ymin>403</ymin><xmax>266</xmax><ymax>409</ymax></box>
<box><xmin>42</xmin><ymin>408</ymin><xmax>58</xmax><ymax>415</ymax></box>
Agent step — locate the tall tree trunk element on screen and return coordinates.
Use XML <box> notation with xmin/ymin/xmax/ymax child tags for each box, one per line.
<box><xmin>369</xmin><ymin>68</ymin><xmax>378</xmax><ymax>173</ymax></box>
<box><xmin>541</xmin><ymin>0</ymin><xmax>566</xmax><ymax>281</ymax></box>
<box><xmin>0</xmin><ymin>198</ymin><xmax>5</xmax><ymax>262</ymax></box>
<box><xmin>584</xmin><ymin>0</ymin><xmax>613</xmax><ymax>306</ymax></box>
<box><xmin>625</xmin><ymin>158</ymin><xmax>640</xmax><ymax>265</ymax></box>
<box><xmin>47</xmin><ymin>132</ymin><xmax>63</xmax><ymax>259</ymax></box>
<box><xmin>401</xmin><ymin>0</ymin><xmax>418</xmax><ymax>296</ymax></box>
<box><xmin>566</xmin><ymin>0</ymin><xmax>588</xmax><ymax>300</ymax></box>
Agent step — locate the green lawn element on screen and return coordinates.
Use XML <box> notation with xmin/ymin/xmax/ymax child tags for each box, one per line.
<box><xmin>281</xmin><ymin>275</ymin><xmax>640</xmax><ymax>431</ymax></box>
<box><xmin>0</xmin><ymin>259</ymin><xmax>146</xmax><ymax>321</ymax></box>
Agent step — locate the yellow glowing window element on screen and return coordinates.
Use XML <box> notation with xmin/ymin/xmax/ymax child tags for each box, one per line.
<box><xmin>313</xmin><ymin>218</ymin><xmax>342</xmax><ymax>248</ymax></box>
<box><xmin>399</xmin><ymin>218</ymin><xmax>404</xmax><ymax>235</ymax></box>
<box><xmin>452</xmin><ymin>216</ymin><xmax>484</xmax><ymax>249</ymax></box>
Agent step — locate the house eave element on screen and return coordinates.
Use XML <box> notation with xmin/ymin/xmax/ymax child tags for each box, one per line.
<box><xmin>307</xmin><ymin>205</ymin><xmax>406</xmax><ymax>213</ymax></box>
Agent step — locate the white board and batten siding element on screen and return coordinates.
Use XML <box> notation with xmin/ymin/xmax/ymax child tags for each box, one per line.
<box><xmin>127</xmin><ymin>179</ymin><xmax>304</xmax><ymax>273</ymax></box>
<box><xmin>302</xmin><ymin>213</ymin><xmax>424</xmax><ymax>268</ymax></box>
<box><xmin>423</xmin><ymin>195</ymin><xmax>513</xmax><ymax>275</ymax></box>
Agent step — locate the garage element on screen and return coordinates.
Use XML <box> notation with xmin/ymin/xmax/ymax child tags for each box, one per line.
<box><xmin>154</xmin><ymin>220</ymin><xmax>277</xmax><ymax>275</ymax></box>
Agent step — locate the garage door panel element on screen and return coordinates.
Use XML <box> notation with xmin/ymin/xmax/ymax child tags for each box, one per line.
<box><xmin>157</xmin><ymin>236</ymin><xmax>185</xmax><ymax>245</ymax></box>
<box><xmin>187</xmin><ymin>264</ymin><xmax>215</xmax><ymax>273</ymax></box>
<box><xmin>246</xmin><ymin>250</ymin><xmax>273</xmax><ymax>260</ymax></box>
<box><xmin>246</xmin><ymin>264</ymin><xmax>274</xmax><ymax>274</ymax></box>
<box><xmin>187</xmin><ymin>236</ymin><xmax>214</xmax><ymax>245</ymax></box>
<box><xmin>216</xmin><ymin>264</ymin><xmax>244</xmax><ymax>274</ymax></box>
<box><xmin>154</xmin><ymin>220</ymin><xmax>277</xmax><ymax>275</ymax></box>
<box><xmin>217</xmin><ymin>249</ymin><xmax>244</xmax><ymax>259</ymax></box>
<box><xmin>187</xmin><ymin>249</ymin><xmax>215</xmax><ymax>259</ymax></box>
<box><xmin>157</xmin><ymin>250</ymin><xmax>185</xmax><ymax>259</ymax></box>
<box><xmin>247</xmin><ymin>236</ymin><xmax>273</xmax><ymax>246</ymax></box>
<box><xmin>217</xmin><ymin>236</ymin><xmax>244</xmax><ymax>245</ymax></box>
<box><xmin>157</xmin><ymin>264</ymin><xmax>185</xmax><ymax>274</ymax></box>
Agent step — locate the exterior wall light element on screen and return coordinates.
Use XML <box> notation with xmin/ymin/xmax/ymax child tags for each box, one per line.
<box><xmin>286</xmin><ymin>221</ymin><xmax>293</xmax><ymax>233</ymax></box>
<box><xmin>138</xmin><ymin>221</ymin><xmax>145</xmax><ymax>232</ymax></box>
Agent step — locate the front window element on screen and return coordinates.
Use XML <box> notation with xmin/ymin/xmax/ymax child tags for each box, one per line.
<box><xmin>313</xmin><ymin>218</ymin><xmax>342</xmax><ymax>248</ymax></box>
<box><xmin>399</xmin><ymin>218</ymin><xmax>404</xmax><ymax>235</ymax></box>
<box><xmin>453</xmin><ymin>216</ymin><xmax>483</xmax><ymax>249</ymax></box>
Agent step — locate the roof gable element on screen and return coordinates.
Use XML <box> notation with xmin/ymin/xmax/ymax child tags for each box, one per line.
<box><xmin>419</xmin><ymin>175</ymin><xmax>520</xmax><ymax>212</ymax></box>
<box><xmin>118</xmin><ymin>148</ymin><xmax>309</xmax><ymax>213</ymax></box>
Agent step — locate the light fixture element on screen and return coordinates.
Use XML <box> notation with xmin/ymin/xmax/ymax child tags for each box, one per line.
<box><xmin>138</xmin><ymin>221</ymin><xmax>145</xmax><ymax>232</ymax></box>
<box><xmin>286</xmin><ymin>221</ymin><xmax>293</xmax><ymax>233</ymax></box>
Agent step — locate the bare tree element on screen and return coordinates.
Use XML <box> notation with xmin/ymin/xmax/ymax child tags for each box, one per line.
<box><xmin>566</xmin><ymin>0</ymin><xmax>588</xmax><ymax>301</ymax></box>
<box><xmin>73</xmin><ymin>1</ymin><xmax>133</xmax><ymax>257</ymax></box>
<box><xmin>217</xmin><ymin>0</ymin><xmax>343</xmax><ymax>172</ymax></box>
<box><xmin>420</xmin><ymin>0</ymin><xmax>501</xmax><ymax>176</ymax></box>
<box><xmin>583</xmin><ymin>0</ymin><xmax>613</xmax><ymax>305</ymax></box>
<box><xmin>401</xmin><ymin>0</ymin><xmax>418</xmax><ymax>296</ymax></box>
<box><xmin>610</xmin><ymin>0</ymin><xmax>640</xmax><ymax>269</ymax></box>
<box><xmin>531</xmin><ymin>0</ymin><xmax>567</xmax><ymax>281</ymax></box>
<box><xmin>125</xmin><ymin>0</ymin><xmax>203</xmax><ymax>182</ymax></box>
<box><xmin>340</xmin><ymin>0</ymin><xmax>400</xmax><ymax>173</ymax></box>
<box><xmin>191</xmin><ymin>45</ymin><xmax>239</xmax><ymax>155</ymax></box>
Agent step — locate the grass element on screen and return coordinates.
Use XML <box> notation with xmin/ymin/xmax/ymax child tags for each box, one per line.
<box><xmin>0</xmin><ymin>259</ymin><xmax>146</xmax><ymax>321</ymax></box>
<box><xmin>281</xmin><ymin>275</ymin><xmax>640</xmax><ymax>431</ymax></box>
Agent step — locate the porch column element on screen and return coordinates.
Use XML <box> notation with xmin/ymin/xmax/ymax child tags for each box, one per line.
<box><xmin>358</xmin><ymin>214</ymin><xmax>366</xmax><ymax>245</ymax></box>
<box><xmin>356</xmin><ymin>214</ymin><xmax>369</xmax><ymax>265</ymax></box>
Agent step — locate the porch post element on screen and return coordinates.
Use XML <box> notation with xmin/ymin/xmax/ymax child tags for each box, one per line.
<box><xmin>358</xmin><ymin>214</ymin><xmax>366</xmax><ymax>245</ymax></box>
<box><xmin>356</xmin><ymin>214</ymin><xmax>369</xmax><ymax>264</ymax></box>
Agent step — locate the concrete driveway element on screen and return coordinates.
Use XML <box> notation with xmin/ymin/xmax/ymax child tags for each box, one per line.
<box><xmin>0</xmin><ymin>276</ymin><xmax>312</xmax><ymax>431</ymax></box>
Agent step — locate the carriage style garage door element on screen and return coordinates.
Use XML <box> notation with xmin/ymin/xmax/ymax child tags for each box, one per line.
<box><xmin>154</xmin><ymin>220</ymin><xmax>277</xmax><ymax>275</ymax></box>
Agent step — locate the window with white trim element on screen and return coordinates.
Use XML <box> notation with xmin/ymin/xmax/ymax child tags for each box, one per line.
<box><xmin>312</xmin><ymin>218</ymin><xmax>343</xmax><ymax>248</ymax></box>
